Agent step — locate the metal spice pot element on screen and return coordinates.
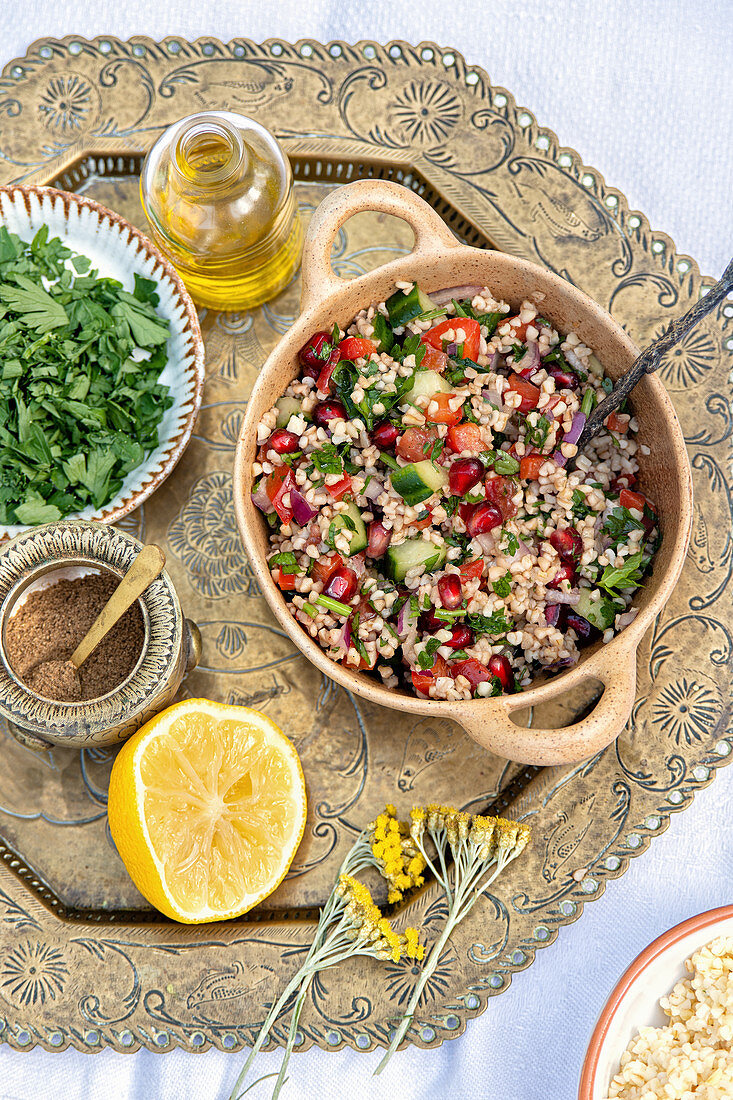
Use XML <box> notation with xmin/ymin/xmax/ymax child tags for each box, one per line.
<box><xmin>0</xmin><ymin>521</ymin><xmax>202</xmax><ymax>750</ymax></box>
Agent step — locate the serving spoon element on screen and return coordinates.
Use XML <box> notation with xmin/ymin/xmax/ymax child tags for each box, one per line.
<box><xmin>70</xmin><ymin>544</ymin><xmax>166</xmax><ymax>669</ymax></box>
<box><xmin>576</xmin><ymin>256</ymin><xmax>733</xmax><ymax>451</ymax></box>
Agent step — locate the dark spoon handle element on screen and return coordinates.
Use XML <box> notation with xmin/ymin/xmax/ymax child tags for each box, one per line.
<box><xmin>577</xmin><ymin>255</ymin><xmax>733</xmax><ymax>450</ymax></box>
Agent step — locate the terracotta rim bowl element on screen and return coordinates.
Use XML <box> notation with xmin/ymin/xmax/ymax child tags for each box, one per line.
<box><xmin>233</xmin><ymin>179</ymin><xmax>693</xmax><ymax>765</ymax></box>
<box><xmin>579</xmin><ymin>905</ymin><xmax>733</xmax><ymax>1098</ymax></box>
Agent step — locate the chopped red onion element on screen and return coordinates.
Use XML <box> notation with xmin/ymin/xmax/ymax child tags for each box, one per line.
<box><xmin>338</xmin><ymin>619</ymin><xmax>352</xmax><ymax>651</ymax></box>
<box><xmin>446</xmin><ymin>341</ymin><xmax>458</xmax><ymax>357</ymax></box>
<box><xmin>290</xmin><ymin>487</ymin><xmax>317</xmax><ymax>526</ymax></box>
<box><xmin>516</xmin><ymin>342</ymin><xmax>540</xmax><ymax>379</ymax></box>
<box><xmin>251</xmin><ymin>483</ymin><xmax>274</xmax><ymax>514</ymax></box>
<box><xmin>397</xmin><ymin>601</ymin><xmax>411</xmax><ymax>634</ymax></box>
<box><xmin>616</xmin><ymin>609</ymin><xmax>638</xmax><ymax>630</ymax></box>
<box><xmin>430</xmin><ymin>285</ymin><xmax>483</xmax><ymax>305</ymax></box>
<box><xmin>552</xmin><ymin>450</ymin><xmax>568</xmax><ymax>467</ymax></box>
<box><xmin>563</xmin><ymin>411</ymin><xmax>587</xmax><ymax>446</ymax></box>
<box><xmin>545</xmin><ymin>589</ymin><xmax>581</xmax><ymax>605</ymax></box>
<box><xmin>364</xmin><ymin>478</ymin><xmax>383</xmax><ymax>502</ymax></box>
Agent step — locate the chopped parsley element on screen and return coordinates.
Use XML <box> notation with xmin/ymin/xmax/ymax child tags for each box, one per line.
<box><xmin>466</xmin><ymin>610</ymin><xmax>513</xmax><ymax>635</ymax></box>
<box><xmin>572</xmin><ymin>488</ymin><xmax>597</xmax><ymax>520</ymax></box>
<box><xmin>491</xmin><ymin>571</ymin><xmax>512</xmax><ymax>598</ymax></box>
<box><xmin>524</xmin><ymin>414</ymin><xmax>552</xmax><ymax>452</ymax></box>
<box><xmin>603</xmin><ymin>506</ymin><xmax>645</xmax><ymax>548</ymax></box>
<box><xmin>502</xmin><ymin>530</ymin><xmax>519</xmax><ymax>556</ymax></box>
<box><xmin>417</xmin><ymin>637</ymin><xmax>443</xmax><ymax>669</ymax></box>
<box><xmin>268</xmin><ymin>551</ymin><xmax>302</xmax><ymax>574</ymax></box>
<box><xmin>598</xmin><ymin>551</ymin><xmax>646</xmax><ymax>596</ymax></box>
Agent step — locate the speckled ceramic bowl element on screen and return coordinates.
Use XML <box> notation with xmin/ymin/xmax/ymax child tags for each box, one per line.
<box><xmin>0</xmin><ymin>185</ymin><xmax>205</xmax><ymax>541</ymax></box>
<box><xmin>233</xmin><ymin>180</ymin><xmax>693</xmax><ymax>767</ymax></box>
<box><xmin>579</xmin><ymin>906</ymin><xmax>733</xmax><ymax>1099</ymax></box>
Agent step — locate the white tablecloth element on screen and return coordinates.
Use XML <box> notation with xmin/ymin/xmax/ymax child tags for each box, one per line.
<box><xmin>0</xmin><ymin>3</ymin><xmax>731</xmax><ymax>1098</ymax></box>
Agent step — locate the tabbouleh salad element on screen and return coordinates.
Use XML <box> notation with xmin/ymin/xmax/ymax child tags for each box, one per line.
<box><xmin>251</xmin><ymin>281</ymin><xmax>658</xmax><ymax>701</ymax></box>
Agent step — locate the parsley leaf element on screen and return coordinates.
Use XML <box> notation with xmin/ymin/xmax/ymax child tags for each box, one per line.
<box><xmin>598</xmin><ymin>551</ymin><xmax>646</xmax><ymax>595</ymax></box>
<box><xmin>491</xmin><ymin>572</ymin><xmax>512</xmax><ymax>598</ymax></box>
<box><xmin>572</xmin><ymin>488</ymin><xmax>597</xmax><ymax>520</ymax></box>
<box><xmin>466</xmin><ymin>610</ymin><xmax>513</xmax><ymax>635</ymax></box>
<box><xmin>417</xmin><ymin>637</ymin><xmax>443</xmax><ymax>669</ymax></box>
<box><xmin>603</xmin><ymin>506</ymin><xmax>645</xmax><ymax>548</ymax></box>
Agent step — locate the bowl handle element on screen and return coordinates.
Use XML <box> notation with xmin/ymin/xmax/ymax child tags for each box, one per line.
<box><xmin>451</xmin><ymin>645</ymin><xmax>638</xmax><ymax>766</ymax></box>
<box><xmin>300</xmin><ymin>179</ymin><xmax>462</xmax><ymax>313</ymax></box>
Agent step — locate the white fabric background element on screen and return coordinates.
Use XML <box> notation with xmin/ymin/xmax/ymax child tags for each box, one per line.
<box><xmin>0</xmin><ymin>2</ymin><xmax>731</xmax><ymax>1098</ymax></box>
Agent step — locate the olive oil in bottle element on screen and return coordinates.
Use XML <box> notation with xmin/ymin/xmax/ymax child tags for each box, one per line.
<box><xmin>140</xmin><ymin>111</ymin><xmax>302</xmax><ymax>311</ymax></box>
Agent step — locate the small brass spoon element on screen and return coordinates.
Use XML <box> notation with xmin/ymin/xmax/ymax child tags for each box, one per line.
<box><xmin>576</xmin><ymin>255</ymin><xmax>733</xmax><ymax>450</ymax></box>
<box><xmin>70</xmin><ymin>544</ymin><xmax>166</xmax><ymax>669</ymax></box>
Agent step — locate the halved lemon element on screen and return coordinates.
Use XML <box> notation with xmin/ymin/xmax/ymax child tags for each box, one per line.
<box><xmin>107</xmin><ymin>699</ymin><xmax>307</xmax><ymax>923</ymax></box>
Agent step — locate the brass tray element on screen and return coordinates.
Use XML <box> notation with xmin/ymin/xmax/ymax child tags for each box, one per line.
<box><xmin>0</xmin><ymin>36</ymin><xmax>730</xmax><ymax>1056</ymax></box>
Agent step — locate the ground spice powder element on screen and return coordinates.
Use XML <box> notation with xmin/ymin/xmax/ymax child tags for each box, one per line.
<box><xmin>4</xmin><ymin>572</ymin><xmax>145</xmax><ymax>702</ymax></box>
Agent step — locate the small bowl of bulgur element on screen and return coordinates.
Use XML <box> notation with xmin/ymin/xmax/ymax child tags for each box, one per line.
<box><xmin>580</xmin><ymin>906</ymin><xmax>733</xmax><ymax>1099</ymax></box>
<box><xmin>233</xmin><ymin>179</ymin><xmax>693</xmax><ymax>766</ymax></box>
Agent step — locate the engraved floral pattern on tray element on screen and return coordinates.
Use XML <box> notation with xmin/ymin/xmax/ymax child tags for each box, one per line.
<box><xmin>0</xmin><ymin>36</ymin><xmax>729</xmax><ymax>1055</ymax></box>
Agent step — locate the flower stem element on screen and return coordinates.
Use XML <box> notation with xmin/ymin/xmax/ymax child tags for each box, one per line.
<box><xmin>271</xmin><ymin>978</ymin><xmax>310</xmax><ymax>1100</ymax></box>
<box><xmin>373</xmin><ymin>911</ymin><xmax>458</xmax><ymax>1075</ymax></box>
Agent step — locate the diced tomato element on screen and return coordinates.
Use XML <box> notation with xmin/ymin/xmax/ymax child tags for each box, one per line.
<box><xmin>451</xmin><ymin>657</ymin><xmax>494</xmax><ymax>690</ymax></box>
<box><xmin>447</xmin><ymin>421</ymin><xmax>483</xmax><ymax>453</ymax></box>
<box><xmin>503</xmin><ymin>315</ymin><xmax>533</xmax><ymax>342</ymax></box>
<box><xmin>316</xmin><ymin>347</ymin><xmax>341</xmax><ymax>393</ymax></box>
<box><xmin>520</xmin><ymin>453</ymin><xmax>546</xmax><ymax>481</ymax></box>
<box><xmin>458</xmin><ymin>558</ymin><xmax>484</xmax><ymax>582</ymax></box>
<box><xmin>420</xmin><ymin>343</ymin><xmax>449</xmax><ymax>373</ymax></box>
<box><xmin>606</xmin><ymin>411</ymin><xmax>629</xmax><ymax>433</ymax></box>
<box><xmin>276</xmin><ymin>568</ymin><xmax>296</xmax><ymax>591</ymax></box>
<box><xmin>265</xmin><ymin>466</ymin><xmax>295</xmax><ymax>524</ymax></box>
<box><xmin>506</xmin><ymin>372</ymin><xmax>540</xmax><ymax>413</ymax></box>
<box><xmin>311</xmin><ymin>553</ymin><xmax>344</xmax><ymax>586</ymax></box>
<box><xmin>339</xmin><ymin>336</ymin><xmax>375</xmax><ymax>361</ymax></box>
<box><xmin>345</xmin><ymin>653</ymin><xmax>377</xmax><ymax>671</ymax></box>
<box><xmin>327</xmin><ymin>473</ymin><xmax>352</xmax><ymax>501</ymax></box>
<box><xmin>396</xmin><ymin>427</ymin><xmax>438</xmax><ymax>462</ymax></box>
<box><xmin>610</xmin><ymin>471</ymin><xmax>637</xmax><ymax>492</ymax></box>
<box><xmin>423</xmin><ymin>317</ymin><xmax>481</xmax><ymax>361</ymax></box>
<box><xmin>410</xmin><ymin>654</ymin><xmax>450</xmax><ymax>696</ymax></box>
<box><xmin>485</xmin><ymin>474</ymin><xmax>517</xmax><ymax>520</ymax></box>
<box><xmin>619</xmin><ymin>488</ymin><xmax>646</xmax><ymax>513</ymax></box>
<box><xmin>425</xmin><ymin>392</ymin><xmax>463</xmax><ymax>425</ymax></box>
<box><xmin>411</xmin><ymin>509</ymin><xmax>433</xmax><ymax>531</ymax></box>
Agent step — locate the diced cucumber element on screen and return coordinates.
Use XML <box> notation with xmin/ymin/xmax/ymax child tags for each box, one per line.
<box><xmin>574</xmin><ymin>588</ymin><xmax>621</xmax><ymax>631</ymax></box>
<box><xmin>372</xmin><ymin>313</ymin><xmax>394</xmax><ymax>353</ymax></box>
<box><xmin>326</xmin><ymin>500</ymin><xmax>367</xmax><ymax>555</ymax></box>
<box><xmin>276</xmin><ymin>396</ymin><xmax>304</xmax><ymax>428</ymax></box>
<box><xmin>404</xmin><ymin>369</ymin><xmax>452</xmax><ymax>407</ymax></box>
<box><xmin>387</xmin><ymin>538</ymin><xmax>447</xmax><ymax>581</ymax></box>
<box><xmin>386</xmin><ymin>284</ymin><xmax>437</xmax><ymax>327</ymax></box>
<box><xmin>391</xmin><ymin>460</ymin><xmax>448</xmax><ymax>506</ymax></box>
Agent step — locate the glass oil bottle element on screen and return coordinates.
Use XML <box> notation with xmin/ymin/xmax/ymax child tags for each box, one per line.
<box><xmin>140</xmin><ymin>111</ymin><xmax>303</xmax><ymax>311</ymax></box>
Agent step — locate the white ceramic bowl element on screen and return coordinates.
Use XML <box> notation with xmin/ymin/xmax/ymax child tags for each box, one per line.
<box><xmin>579</xmin><ymin>905</ymin><xmax>733</xmax><ymax>1098</ymax></box>
<box><xmin>0</xmin><ymin>185</ymin><xmax>205</xmax><ymax>540</ymax></box>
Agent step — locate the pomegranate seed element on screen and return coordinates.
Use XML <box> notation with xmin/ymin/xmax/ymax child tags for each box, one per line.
<box><xmin>267</xmin><ymin>428</ymin><xmax>300</xmax><ymax>454</ymax></box>
<box><xmin>366</xmin><ymin>521</ymin><xmax>391</xmax><ymax>558</ymax></box>
<box><xmin>485</xmin><ymin>474</ymin><xmax>517</xmax><ymax>520</ymax></box>
<box><xmin>550</xmin><ymin>526</ymin><xmax>583</xmax><ymax>563</ymax></box>
<box><xmin>438</xmin><ymin>573</ymin><xmax>463</xmax><ymax>609</ymax></box>
<box><xmin>544</xmin><ymin>603</ymin><xmax>568</xmax><ymax>630</ymax></box>
<box><xmin>488</xmin><ymin>654</ymin><xmax>514</xmax><ymax>691</ymax></box>
<box><xmin>549</xmin><ymin>367</ymin><xmax>579</xmax><ymax>390</ymax></box>
<box><xmin>298</xmin><ymin>331</ymin><xmax>333</xmax><ymax>378</ymax></box>
<box><xmin>465</xmin><ymin>502</ymin><xmax>503</xmax><ymax>537</ymax></box>
<box><xmin>419</xmin><ymin>608</ymin><xmax>443</xmax><ymax>633</ymax></box>
<box><xmin>449</xmin><ymin>457</ymin><xmax>484</xmax><ymax>496</ymax></box>
<box><xmin>314</xmin><ymin>400</ymin><xmax>347</xmax><ymax>428</ymax></box>
<box><xmin>370</xmin><ymin>420</ymin><xmax>400</xmax><ymax>450</ymax></box>
<box><xmin>547</xmin><ymin>563</ymin><xmax>577</xmax><ymax>590</ymax></box>
<box><xmin>445</xmin><ymin>624</ymin><xmax>475</xmax><ymax>649</ymax></box>
<box><xmin>566</xmin><ymin>610</ymin><xmax>597</xmax><ymax>645</ymax></box>
<box><xmin>325</xmin><ymin>567</ymin><xmax>358</xmax><ymax>602</ymax></box>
